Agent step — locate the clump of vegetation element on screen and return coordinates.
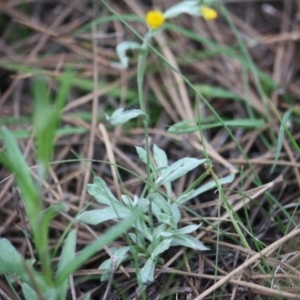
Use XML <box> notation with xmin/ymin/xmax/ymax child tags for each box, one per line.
<box><xmin>0</xmin><ymin>0</ymin><xmax>299</xmax><ymax>299</ymax></box>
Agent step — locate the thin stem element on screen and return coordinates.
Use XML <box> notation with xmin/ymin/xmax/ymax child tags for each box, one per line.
<box><xmin>183</xmin><ymin>172</ymin><xmax>209</xmax><ymax>194</ymax></box>
<box><xmin>137</xmin><ymin>32</ymin><xmax>153</xmax><ymax>230</ymax></box>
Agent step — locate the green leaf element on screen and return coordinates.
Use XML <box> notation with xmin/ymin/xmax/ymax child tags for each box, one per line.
<box><xmin>158</xmin><ymin>213</ymin><xmax>176</xmax><ymax>229</ymax></box>
<box><xmin>0</xmin><ymin>239</ymin><xmax>44</xmax><ymax>288</ymax></box>
<box><xmin>151</xmin><ymin>239</ymin><xmax>171</xmax><ymax>258</ymax></box>
<box><xmin>140</xmin><ymin>257</ymin><xmax>156</xmax><ymax>283</ymax></box>
<box><xmin>151</xmin><ymin>201</ymin><xmax>162</xmax><ymax>221</ymax></box>
<box><xmin>99</xmin><ymin>246</ymin><xmax>130</xmax><ymax>281</ymax></box>
<box><xmin>177</xmin><ymin>173</ymin><xmax>235</xmax><ymax>204</ymax></box>
<box><xmin>128</xmin><ymin>233</ymin><xmax>144</xmax><ymax>248</ymax></box>
<box><xmin>77</xmin><ymin>206</ymin><xmax>131</xmax><ymax>225</ymax></box>
<box><xmin>56</xmin><ymin>208</ymin><xmax>143</xmax><ymax>283</ymax></box>
<box><xmin>107</xmin><ymin>107</ymin><xmax>145</xmax><ymax>125</ymax></box>
<box><xmin>22</xmin><ymin>284</ymin><xmax>39</xmax><ymax>300</ymax></box>
<box><xmin>136</xmin><ymin>146</ymin><xmax>156</xmax><ymax>174</ymax></box>
<box><xmin>271</xmin><ymin>110</ymin><xmax>292</xmax><ymax>174</ymax></box>
<box><xmin>136</xmin><ymin>197</ymin><xmax>150</xmax><ymax>212</ymax></box>
<box><xmin>133</xmin><ymin>218</ymin><xmax>153</xmax><ymax>241</ymax></box>
<box><xmin>153</xmin><ymin>144</ymin><xmax>171</xmax><ymax>196</ymax></box>
<box><xmin>116</xmin><ymin>41</ymin><xmax>141</xmax><ymax>68</ymax></box>
<box><xmin>0</xmin><ymin>127</ymin><xmax>40</xmax><ymax>217</ymax></box>
<box><xmin>159</xmin><ymin>231</ymin><xmax>174</xmax><ymax>237</ymax></box>
<box><xmin>82</xmin><ymin>293</ymin><xmax>91</xmax><ymax>300</ymax></box>
<box><xmin>87</xmin><ymin>177</ymin><xmax>118</xmax><ymax>205</ymax></box>
<box><xmin>153</xmin><ymin>144</ymin><xmax>168</xmax><ymax>169</ymax></box>
<box><xmin>149</xmin><ymin>193</ymin><xmax>171</xmax><ymax>215</ymax></box>
<box><xmin>171</xmin><ymin>235</ymin><xmax>209</xmax><ymax>251</ymax></box>
<box><xmin>168</xmin><ymin>118</ymin><xmax>265</xmax><ymax>134</ymax></box>
<box><xmin>33</xmin><ymin>70</ymin><xmax>70</xmax><ymax>176</ymax></box>
<box><xmin>176</xmin><ymin>224</ymin><xmax>202</xmax><ymax>235</ymax></box>
<box><xmin>156</xmin><ymin>157</ymin><xmax>206</xmax><ymax>187</ymax></box>
<box><xmin>0</xmin><ymin>239</ymin><xmax>23</xmax><ymax>274</ymax></box>
<box><xmin>170</xmin><ymin>204</ymin><xmax>181</xmax><ymax>226</ymax></box>
<box><xmin>152</xmin><ymin>224</ymin><xmax>166</xmax><ymax>240</ymax></box>
<box><xmin>121</xmin><ymin>195</ymin><xmax>134</xmax><ymax>207</ymax></box>
<box><xmin>164</xmin><ymin>0</ymin><xmax>200</xmax><ymax>18</ymax></box>
<box><xmin>136</xmin><ymin>146</ymin><xmax>147</xmax><ymax>164</ymax></box>
<box><xmin>56</xmin><ymin>230</ymin><xmax>77</xmax><ymax>295</ymax></box>
<box><xmin>195</xmin><ymin>84</ymin><xmax>241</xmax><ymax>100</ymax></box>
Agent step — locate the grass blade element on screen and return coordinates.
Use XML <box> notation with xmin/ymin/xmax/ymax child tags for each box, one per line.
<box><xmin>270</xmin><ymin>110</ymin><xmax>292</xmax><ymax>174</ymax></box>
<box><xmin>55</xmin><ymin>208</ymin><xmax>142</xmax><ymax>283</ymax></box>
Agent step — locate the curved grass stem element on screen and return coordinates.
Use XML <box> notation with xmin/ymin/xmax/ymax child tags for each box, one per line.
<box><xmin>137</xmin><ymin>32</ymin><xmax>153</xmax><ymax>231</ymax></box>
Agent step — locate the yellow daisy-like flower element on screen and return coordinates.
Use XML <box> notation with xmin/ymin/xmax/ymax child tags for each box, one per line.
<box><xmin>145</xmin><ymin>10</ymin><xmax>165</xmax><ymax>30</ymax></box>
<box><xmin>200</xmin><ymin>6</ymin><xmax>218</xmax><ymax>20</ymax></box>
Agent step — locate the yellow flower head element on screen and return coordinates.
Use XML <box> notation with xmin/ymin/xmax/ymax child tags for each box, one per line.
<box><xmin>200</xmin><ymin>6</ymin><xmax>218</xmax><ymax>20</ymax></box>
<box><xmin>145</xmin><ymin>10</ymin><xmax>165</xmax><ymax>30</ymax></box>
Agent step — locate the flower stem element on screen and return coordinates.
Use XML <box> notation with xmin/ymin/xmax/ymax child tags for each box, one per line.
<box><xmin>137</xmin><ymin>32</ymin><xmax>153</xmax><ymax>230</ymax></box>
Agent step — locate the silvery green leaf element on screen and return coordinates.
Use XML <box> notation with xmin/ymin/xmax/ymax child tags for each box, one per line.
<box><xmin>99</xmin><ymin>247</ymin><xmax>120</xmax><ymax>281</ymax></box>
<box><xmin>133</xmin><ymin>219</ymin><xmax>152</xmax><ymax>241</ymax></box>
<box><xmin>171</xmin><ymin>235</ymin><xmax>209</xmax><ymax>251</ymax></box>
<box><xmin>99</xmin><ymin>259</ymin><xmax>110</xmax><ymax>281</ymax></box>
<box><xmin>136</xmin><ymin>146</ymin><xmax>157</xmax><ymax>172</ymax></box>
<box><xmin>109</xmin><ymin>201</ymin><xmax>132</xmax><ymax>216</ymax></box>
<box><xmin>159</xmin><ymin>231</ymin><xmax>174</xmax><ymax>237</ymax></box>
<box><xmin>87</xmin><ymin>177</ymin><xmax>118</xmax><ymax>205</ymax></box>
<box><xmin>116</xmin><ymin>41</ymin><xmax>141</xmax><ymax>68</ymax></box>
<box><xmin>42</xmin><ymin>288</ymin><xmax>57</xmax><ymax>300</ymax></box>
<box><xmin>137</xmin><ymin>197</ymin><xmax>149</xmax><ymax>212</ymax></box>
<box><xmin>122</xmin><ymin>195</ymin><xmax>133</xmax><ymax>208</ymax></box>
<box><xmin>164</xmin><ymin>1</ymin><xmax>200</xmax><ymax>19</ymax></box>
<box><xmin>156</xmin><ymin>165</ymin><xmax>168</xmax><ymax>173</ymax></box>
<box><xmin>99</xmin><ymin>247</ymin><xmax>130</xmax><ymax>281</ymax></box>
<box><xmin>128</xmin><ymin>232</ymin><xmax>136</xmax><ymax>243</ymax></box>
<box><xmin>153</xmin><ymin>144</ymin><xmax>168</xmax><ymax>169</ymax></box>
<box><xmin>156</xmin><ymin>158</ymin><xmax>206</xmax><ymax>187</ymax></box>
<box><xmin>165</xmin><ymin>183</ymin><xmax>172</xmax><ymax>197</ymax></box>
<box><xmin>136</xmin><ymin>146</ymin><xmax>147</xmax><ymax>164</ymax></box>
<box><xmin>133</xmin><ymin>195</ymin><xmax>139</xmax><ymax>206</ymax></box>
<box><xmin>114</xmin><ymin>246</ymin><xmax>130</xmax><ymax>265</ymax></box>
<box><xmin>23</xmin><ymin>285</ymin><xmax>57</xmax><ymax>300</ymax></box>
<box><xmin>0</xmin><ymin>238</ymin><xmax>23</xmax><ymax>274</ymax></box>
<box><xmin>57</xmin><ymin>230</ymin><xmax>76</xmax><ymax>298</ymax></box>
<box><xmin>158</xmin><ymin>213</ymin><xmax>176</xmax><ymax>228</ymax></box>
<box><xmin>149</xmin><ymin>193</ymin><xmax>171</xmax><ymax>215</ymax></box>
<box><xmin>82</xmin><ymin>293</ymin><xmax>91</xmax><ymax>300</ymax></box>
<box><xmin>151</xmin><ymin>239</ymin><xmax>171</xmax><ymax>258</ymax></box>
<box><xmin>151</xmin><ymin>201</ymin><xmax>162</xmax><ymax>221</ymax></box>
<box><xmin>128</xmin><ymin>233</ymin><xmax>144</xmax><ymax>247</ymax></box>
<box><xmin>77</xmin><ymin>206</ymin><xmax>131</xmax><ymax>225</ymax></box>
<box><xmin>153</xmin><ymin>145</ymin><xmax>172</xmax><ymax>196</ymax></box>
<box><xmin>22</xmin><ymin>284</ymin><xmax>39</xmax><ymax>300</ymax></box>
<box><xmin>140</xmin><ymin>257</ymin><xmax>156</xmax><ymax>283</ymax></box>
<box><xmin>170</xmin><ymin>204</ymin><xmax>181</xmax><ymax>226</ymax></box>
<box><xmin>271</xmin><ymin>110</ymin><xmax>292</xmax><ymax>174</ymax></box>
<box><xmin>176</xmin><ymin>190</ymin><xmax>195</xmax><ymax>205</ymax></box>
<box><xmin>107</xmin><ymin>107</ymin><xmax>145</xmax><ymax>126</ymax></box>
<box><xmin>177</xmin><ymin>173</ymin><xmax>235</xmax><ymax>204</ymax></box>
<box><xmin>57</xmin><ymin>230</ymin><xmax>76</xmax><ymax>273</ymax></box>
<box><xmin>152</xmin><ymin>224</ymin><xmax>166</xmax><ymax>239</ymax></box>
<box><xmin>26</xmin><ymin>258</ymin><xmax>36</xmax><ymax>266</ymax></box>
<box><xmin>176</xmin><ymin>223</ymin><xmax>202</xmax><ymax>235</ymax></box>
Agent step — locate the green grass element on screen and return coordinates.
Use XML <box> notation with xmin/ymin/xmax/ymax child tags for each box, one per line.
<box><xmin>0</xmin><ymin>0</ymin><xmax>299</xmax><ymax>299</ymax></box>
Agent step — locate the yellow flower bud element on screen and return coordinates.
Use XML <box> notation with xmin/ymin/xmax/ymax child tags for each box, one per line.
<box><xmin>200</xmin><ymin>6</ymin><xmax>218</xmax><ymax>20</ymax></box>
<box><xmin>145</xmin><ymin>10</ymin><xmax>165</xmax><ymax>30</ymax></box>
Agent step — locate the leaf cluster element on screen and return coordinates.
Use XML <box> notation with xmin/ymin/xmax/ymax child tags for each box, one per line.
<box><xmin>76</xmin><ymin>145</ymin><xmax>233</xmax><ymax>283</ymax></box>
